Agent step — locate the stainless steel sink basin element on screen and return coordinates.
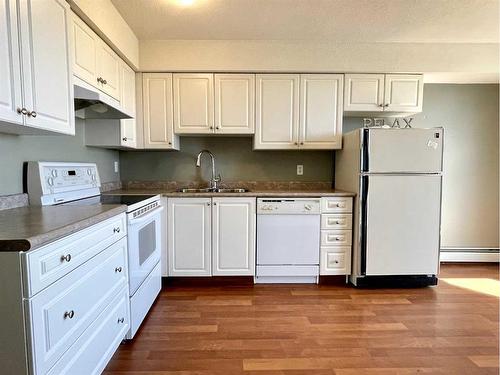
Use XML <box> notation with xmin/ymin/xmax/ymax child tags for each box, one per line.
<box><xmin>178</xmin><ymin>188</ymin><xmax>248</xmax><ymax>193</ymax></box>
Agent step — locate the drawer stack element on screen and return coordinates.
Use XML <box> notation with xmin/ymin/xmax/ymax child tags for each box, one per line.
<box><xmin>21</xmin><ymin>213</ymin><xmax>130</xmax><ymax>375</ymax></box>
<box><xmin>320</xmin><ymin>197</ymin><xmax>353</xmax><ymax>275</ymax></box>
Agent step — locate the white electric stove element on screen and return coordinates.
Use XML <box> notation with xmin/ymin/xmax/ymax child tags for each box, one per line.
<box><xmin>26</xmin><ymin>161</ymin><xmax>162</xmax><ymax>339</ymax></box>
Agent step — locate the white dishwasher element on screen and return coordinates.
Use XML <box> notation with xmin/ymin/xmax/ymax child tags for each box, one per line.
<box><xmin>256</xmin><ymin>198</ymin><xmax>321</xmax><ymax>283</ymax></box>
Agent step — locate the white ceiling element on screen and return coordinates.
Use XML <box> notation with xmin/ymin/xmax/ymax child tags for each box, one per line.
<box><xmin>111</xmin><ymin>0</ymin><xmax>499</xmax><ymax>43</ymax></box>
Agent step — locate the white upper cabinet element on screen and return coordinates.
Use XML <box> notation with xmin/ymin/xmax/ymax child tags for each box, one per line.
<box><xmin>384</xmin><ymin>74</ymin><xmax>424</xmax><ymax>113</ymax></box>
<box><xmin>142</xmin><ymin>73</ymin><xmax>179</xmax><ymax>149</ymax></box>
<box><xmin>299</xmin><ymin>74</ymin><xmax>343</xmax><ymax>150</ymax></box>
<box><xmin>212</xmin><ymin>198</ymin><xmax>255</xmax><ymax>276</ymax></box>
<box><xmin>173</xmin><ymin>73</ymin><xmax>214</xmax><ymax>134</ymax></box>
<box><xmin>71</xmin><ymin>12</ymin><xmax>121</xmax><ymax>101</ymax></box>
<box><xmin>0</xmin><ymin>0</ymin><xmax>22</xmax><ymax>126</ymax></box>
<box><xmin>254</xmin><ymin>74</ymin><xmax>299</xmax><ymax>150</ymax></box>
<box><xmin>214</xmin><ymin>74</ymin><xmax>255</xmax><ymax>134</ymax></box>
<box><xmin>0</xmin><ymin>0</ymin><xmax>74</xmax><ymax>135</ymax></box>
<box><xmin>344</xmin><ymin>73</ymin><xmax>384</xmax><ymax>112</ymax></box>
<box><xmin>71</xmin><ymin>14</ymin><xmax>98</xmax><ymax>85</ymax></box>
<box><xmin>168</xmin><ymin>198</ymin><xmax>212</xmax><ymax>277</ymax></box>
<box><xmin>96</xmin><ymin>42</ymin><xmax>120</xmax><ymax>100</ymax></box>
<box><xmin>344</xmin><ymin>73</ymin><xmax>423</xmax><ymax>115</ymax></box>
<box><xmin>119</xmin><ymin>62</ymin><xmax>136</xmax><ymax>148</ymax></box>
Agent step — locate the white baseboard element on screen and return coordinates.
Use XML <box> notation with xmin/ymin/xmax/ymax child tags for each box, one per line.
<box><xmin>440</xmin><ymin>249</ymin><xmax>499</xmax><ymax>263</ymax></box>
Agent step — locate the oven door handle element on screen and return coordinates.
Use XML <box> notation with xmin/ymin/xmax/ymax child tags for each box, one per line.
<box><xmin>128</xmin><ymin>206</ymin><xmax>164</xmax><ymax>226</ymax></box>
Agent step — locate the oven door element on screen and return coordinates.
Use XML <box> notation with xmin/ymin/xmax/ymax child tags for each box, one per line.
<box><xmin>127</xmin><ymin>205</ymin><xmax>164</xmax><ymax>295</ymax></box>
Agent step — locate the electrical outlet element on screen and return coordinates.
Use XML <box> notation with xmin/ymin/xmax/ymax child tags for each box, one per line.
<box><xmin>296</xmin><ymin>164</ymin><xmax>303</xmax><ymax>176</ymax></box>
<box><xmin>114</xmin><ymin>161</ymin><xmax>119</xmax><ymax>173</ymax></box>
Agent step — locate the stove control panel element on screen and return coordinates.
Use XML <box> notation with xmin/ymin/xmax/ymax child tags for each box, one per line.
<box><xmin>27</xmin><ymin>162</ymin><xmax>101</xmax><ymax>205</ymax></box>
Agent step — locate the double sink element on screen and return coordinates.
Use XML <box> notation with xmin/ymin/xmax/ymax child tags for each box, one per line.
<box><xmin>178</xmin><ymin>188</ymin><xmax>249</xmax><ymax>193</ymax></box>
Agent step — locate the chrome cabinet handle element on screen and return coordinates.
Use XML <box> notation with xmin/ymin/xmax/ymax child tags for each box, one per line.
<box><xmin>64</xmin><ymin>310</ymin><xmax>75</xmax><ymax>319</ymax></box>
<box><xmin>27</xmin><ymin>111</ymin><xmax>37</xmax><ymax>118</ymax></box>
<box><xmin>300</xmin><ymin>142</ymin><xmax>304</xmax><ymax>145</ymax></box>
<box><xmin>209</xmin><ymin>126</ymin><xmax>214</xmax><ymax>130</ymax></box>
<box><xmin>113</xmin><ymin>227</ymin><xmax>120</xmax><ymax>233</ymax></box>
<box><xmin>102</xmin><ymin>79</ymin><xmax>107</xmax><ymax>85</ymax></box>
<box><xmin>207</xmin><ymin>202</ymin><xmax>211</xmax><ymax>206</ymax></box>
<box><xmin>97</xmin><ymin>77</ymin><xmax>103</xmax><ymax>83</ymax></box>
<box><xmin>334</xmin><ymin>260</ymin><xmax>339</xmax><ymax>264</ymax></box>
<box><xmin>115</xmin><ymin>266</ymin><xmax>122</xmax><ymax>273</ymax></box>
<box><xmin>60</xmin><ymin>254</ymin><xmax>72</xmax><ymax>262</ymax></box>
<box><xmin>378</xmin><ymin>104</ymin><xmax>383</xmax><ymax>107</ymax></box>
<box><xmin>213</xmin><ymin>202</ymin><xmax>217</xmax><ymax>206</ymax></box>
<box><xmin>17</xmin><ymin>107</ymin><xmax>28</xmax><ymax>115</ymax></box>
<box><xmin>117</xmin><ymin>317</ymin><xmax>125</xmax><ymax>324</ymax></box>
<box><xmin>294</xmin><ymin>142</ymin><xmax>298</xmax><ymax>145</ymax></box>
<box><xmin>215</xmin><ymin>126</ymin><xmax>220</xmax><ymax>130</ymax></box>
<box><xmin>122</xmin><ymin>137</ymin><xmax>127</xmax><ymax>141</ymax></box>
<box><xmin>384</xmin><ymin>104</ymin><xmax>389</xmax><ymax>107</ymax></box>
<box><xmin>168</xmin><ymin>141</ymin><xmax>172</xmax><ymax>145</ymax></box>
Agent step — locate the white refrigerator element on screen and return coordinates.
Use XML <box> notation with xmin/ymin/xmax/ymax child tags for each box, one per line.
<box><xmin>335</xmin><ymin>127</ymin><xmax>443</xmax><ymax>287</ymax></box>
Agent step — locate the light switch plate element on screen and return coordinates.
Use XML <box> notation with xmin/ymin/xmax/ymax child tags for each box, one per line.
<box><xmin>297</xmin><ymin>164</ymin><xmax>303</xmax><ymax>175</ymax></box>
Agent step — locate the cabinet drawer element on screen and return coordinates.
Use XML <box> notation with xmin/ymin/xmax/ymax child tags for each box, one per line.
<box><xmin>321</xmin><ymin>230</ymin><xmax>352</xmax><ymax>246</ymax></box>
<box><xmin>320</xmin><ymin>247</ymin><xmax>350</xmax><ymax>275</ymax></box>
<box><xmin>24</xmin><ymin>213</ymin><xmax>126</xmax><ymax>297</ymax></box>
<box><xmin>321</xmin><ymin>197</ymin><xmax>352</xmax><ymax>213</ymax></box>
<box><xmin>27</xmin><ymin>238</ymin><xmax>128</xmax><ymax>375</ymax></box>
<box><xmin>321</xmin><ymin>214</ymin><xmax>352</xmax><ymax>230</ymax></box>
<box><xmin>47</xmin><ymin>287</ymin><xmax>129</xmax><ymax>375</ymax></box>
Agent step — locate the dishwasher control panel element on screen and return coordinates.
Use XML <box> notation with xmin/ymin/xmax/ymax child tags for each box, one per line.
<box><xmin>257</xmin><ymin>198</ymin><xmax>320</xmax><ymax>214</ymax></box>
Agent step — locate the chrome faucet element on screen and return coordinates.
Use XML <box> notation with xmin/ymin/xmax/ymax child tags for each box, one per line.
<box><xmin>196</xmin><ymin>150</ymin><xmax>221</xmax><ymax>190</ymax></box>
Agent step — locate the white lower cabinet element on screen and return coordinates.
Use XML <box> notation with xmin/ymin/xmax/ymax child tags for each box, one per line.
<box><xmin>47</xmin><ymin>288</ymin><xmax>130</xmax><ymax>375</ymax></box>
<box><xmin>212</xmin><ymin>198</ymin><xmax>255</xmax><ymax>276</ymax></box>
<box><xmin>167</xmin><ymin>198</ymin><xmax>212</xmax><ymax>276</ymax></box>
<box><xmin>0</xmin><ymin>213</ymin><xmax>130</xmax><ymax>375</ymax></box>
<box><xmin>320</xmin><ymin>197</ymin><xmax>353</xmax><ymax>276</ymax></box>
<box><xmin>167</xmin><ymin>197</ymin><xmax>256</xmax><ymax>277</ymax></box>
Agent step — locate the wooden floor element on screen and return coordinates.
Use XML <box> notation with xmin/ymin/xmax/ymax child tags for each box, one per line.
<box><xmin>104</xmin><ymin>264</ymin><xmax>499</xmax><ymax>374</ymax></box>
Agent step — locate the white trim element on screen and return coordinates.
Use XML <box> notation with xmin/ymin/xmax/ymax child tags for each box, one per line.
<box><xmin>440</xmin><ymin>251</ymin><xmax>499</xmax><ymax>263</ymax></box>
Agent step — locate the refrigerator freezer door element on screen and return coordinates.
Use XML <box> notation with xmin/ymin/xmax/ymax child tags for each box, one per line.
<box><xmin>363</xmin><ymin>175</ymin><xmax>441</xmax><ymax>275</ymax></box>
<box><xmin>364</xmin><ymin>128</ymin><xmax>443</xmax><ymax>173</ymax></box>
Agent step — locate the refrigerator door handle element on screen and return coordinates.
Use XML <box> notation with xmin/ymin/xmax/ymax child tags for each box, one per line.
<box><xmin>360</xmin><ymin>175</ymin><xmax>369</xmax><ymax>275</ymax></box>
<box><xmin>361</xmin><ymin>129</ymin><xmax>370</xmax><ymax>172</ymax></box>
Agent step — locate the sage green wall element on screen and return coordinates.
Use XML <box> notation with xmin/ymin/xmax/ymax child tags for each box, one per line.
<box><xmin>0</xmin><ymin>119</ymin><xmax>120</xmax><ymax>195</ymax></box>
<box><xmin>120</xmin><ymin>137</ymin><xmax>333</xmax><ymax>182</ymax></box>
<box><xmin>344</xmin><ymin>84</ymin><xmax>499</xmax><ymax>249</ymax></box>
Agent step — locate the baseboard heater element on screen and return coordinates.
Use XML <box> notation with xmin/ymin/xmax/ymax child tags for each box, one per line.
<box><xmin>440</xmin><ymin>248</ymin><xmax>499</xmax><ymax>262</ymax></box>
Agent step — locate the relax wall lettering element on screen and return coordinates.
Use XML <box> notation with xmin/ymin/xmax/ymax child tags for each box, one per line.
<box><xmin>363</xmin><ymin>117</ymin><xmax>414</xmax><ymax>128</ymax></box>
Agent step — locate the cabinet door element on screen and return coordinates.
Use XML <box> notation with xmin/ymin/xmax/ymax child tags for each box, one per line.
<box><xmin>212</xmin><ymin>197</ymin><xmax>255</xmax><ymax>276</ymax></box>
<box><xmin>19</xmin><ymin>0</ymin><xmax>74</xmax><ymax>134</ymax></box>
<box><xmin>71</xmin><ymin>13</ymin><xmax>98</xmax><ymax>87</ymax></box>
<box><xmin>173</xmin><ymin>73</ymin><xmax>214</xmax><ymax>134</ymax></box>
<box><xmin>97</xmin><ymin>41</ymin><xmax>120</xmax><ymax>100</ymax></box>
<box><xmin>344</xmin><ymin>74</ymin><xmax>384</xmax><ymax>112</ymax></box>
<box><xmin>384</xmin><ymin>74</ymin><xmax>424</xmax><ymax>113</ymax></box>
<box><xmin>214</xmin><ymin>74</ymin><xmax>254</xmax><ymax>134</ymax></box>
<box><xmin>0</xmin><ymin>0</ymin><xmax>23</xmax><ymax>127</ymax></box>
<box><xmin>254</xmin><ymin>74</ymin><xmax>299</xmax><ymax>150</ymax></box>
<box><xmin>168</xmin><ymin>198</ymin><xmax>211</xmax><ymax>276</ymax></box>
<box><xmin>120</xmin><ymin>62</ymin><xmax>136</xmax><ymax>148</ymax></box>
<box><xmin>299</xmin><ymin>74</ymin><xmax>343</xmax><ymax>150</ymax></box>
<box><xmin>142</xmin><ymin>73</ymin><xmax>178</xmax><ymax>149</ymax></box>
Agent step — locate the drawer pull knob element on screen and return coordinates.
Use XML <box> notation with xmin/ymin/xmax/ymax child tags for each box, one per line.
<box><xmin>335</xmin><ymin>260</ymin><xmax>339</xmax><ymax>264</ymax></box>
<box><xmin>64</xmin><ymin>310</ymin><xmax>75</xmax><ymax>319</ymax></box>
<box><xmin>115</xmin><ymin>266</ymin><xmax>123</xmax><ymax>273</ymax></box>
<box><xmin>336</xmin><ymin>237</ymin><xmax>341</xmax><ymax>241</ymax></box>
<box><xmin>336</xmin><ymin>221</ymin><xmax>341</xmax><ymax>224</ymax></box>
<box><xmin>113</xmin><ymin>227</ymin><xmax>121</xmax><ymax>233</ymax></box>
<box><xmin>60</xmin><ymin>254</ymin><xmax>72</xmax><ymax>262</ymax></box>
<box><xmin>117</xmin><ymin>317</ymin><xmax>125</xmax><ymax>324</ymax></box>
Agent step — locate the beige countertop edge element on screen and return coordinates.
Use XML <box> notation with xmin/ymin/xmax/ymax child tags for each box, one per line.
<box><xmin>104</xmin><ymin>189</ymin><xmax>356</xmax><ymax>197</ymax></box>
<box><xmin>0</xmin><ymin>205</ymin><xmax>127</xmax><ymax>253</ymax></box>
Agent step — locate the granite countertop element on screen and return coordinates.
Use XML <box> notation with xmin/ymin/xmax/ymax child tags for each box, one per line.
<box><xmin>0</xmin><ymin>204</ymin><xmax>127</xmax><ymax>252</ymax></box>
<box><xmin>104</xmin><ymin>188</ymin><xmax>355</xmax><ymax>198</ymax></box>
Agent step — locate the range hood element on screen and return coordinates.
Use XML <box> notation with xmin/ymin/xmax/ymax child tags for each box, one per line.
<box><xmin>74</xmin><ymin>76</ymin><xmax>132</xmax><ymax>119</ymax></box>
